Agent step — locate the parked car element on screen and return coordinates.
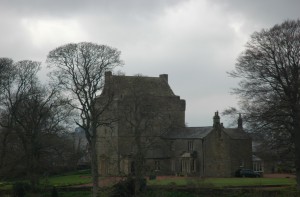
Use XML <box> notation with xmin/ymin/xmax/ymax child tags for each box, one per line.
<box><xmin>235</xmin><ymin>169</ymin><xmax>260</xmax><ymax>178</ymax></box>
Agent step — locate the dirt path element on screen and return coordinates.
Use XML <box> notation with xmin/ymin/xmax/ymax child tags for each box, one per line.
<box><xmin>263</xmin><ymin>173</ymin><xmax>296</xmax><ymax>178</ymax></box>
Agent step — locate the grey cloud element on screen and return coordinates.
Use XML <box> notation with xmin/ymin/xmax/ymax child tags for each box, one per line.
<box><xmin>0</xmin><ymin>0</ymin><xmax>185</xmax><ymax>18</ymax></box>
<box><xmin>1</xmin><ymin>0</ymin><xmax>299</xmax><ymax>126</ymax></box>
<box><xmin>209</xmin><ymin>0</ymin><xmax>300</xmax><ymax>26</ymax></box>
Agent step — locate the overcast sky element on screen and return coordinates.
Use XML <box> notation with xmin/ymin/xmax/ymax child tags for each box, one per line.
<box><xmin>0</xmin><ymin>0</ymin><xmax>299</xmax><ymax>127</ymax></box>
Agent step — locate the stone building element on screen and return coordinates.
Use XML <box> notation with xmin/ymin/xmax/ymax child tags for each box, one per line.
<box><xmin>96</xmin><ymin>72</ymin><xmax>252</xmax><ymax>177</ymax></box>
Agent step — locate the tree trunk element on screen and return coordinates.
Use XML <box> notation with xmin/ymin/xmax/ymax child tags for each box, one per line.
<box><xmin>134</xmin><ymin>153</ymin><xmax>143</xmax><ymax>196</ymax></box>
<box><xmin>0</xmin><ymin>130</ymin><xmax>9</xmax><ymax>168</ymax></box>
<box><xmin>90</xmin><ymin>138</ymin><xmax>99</xmax><ymax>197</ymax></box>
<box><xmin>134</xmin><ymin>138</ymin><xmax>143</xmax><ymax>196</ymax></box>
<box><xmin>295</xmin><ymin>132</ymin><xmax>300</xmax><ymax>190</ymax></box>
<box><xmin>117</xmin><ymin>153</ymin><xmax>121</xmax><ymax>175</ymax></box>
<box><xmin>25</xmin><ymin>143</ymin><xmax>40</xmax><ymax>190</ymax></box>
<box><xmin>27</xmin><ymin>155</ymin><xmax>39</xmax><ymax>190</ymax></box>
<box><xmin>29</xmin><ymin>172</ymin><xmax>39</xmax><ymax>190</ymax></box>
<box><xmin>293</xmin><ymin>108</ymin><xmax>300</xmax><ymax>190</ymax></box>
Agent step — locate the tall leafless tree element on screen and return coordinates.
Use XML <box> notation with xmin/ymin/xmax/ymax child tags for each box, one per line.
<box><xmin>229</xmin><ymin>20</ymin><xmax>300</xmax><ymax>188</ymax></box>
<box><xmin>223</xmin><ymin>106</ymin><xmax>294</xmax><ymax>171</ymax></box>
<box><xmin>47</xmin><ymin>42</ymin><xmax>123</xmax><ymax>196</ymax></box>
<box><xmin>0</xmin><ymin>58</ymin><xmax>13</xmax><ymax>92</ymax></box>
<box><xmin>0</xmin><ymin>59</ymin><xmax>72</xmax><ymax>187</ymax></box>
<box><xmin>0</xmin><ymin>58</ymin><xmax>14</xmax><ymax>171</ymax></box>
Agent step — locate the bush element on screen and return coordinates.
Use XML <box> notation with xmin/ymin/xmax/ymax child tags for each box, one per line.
<box><xmin>12</xmin><ymin>182</ymin><xmax>30</xmax><ymax>197</ymax></box>
<box><xmin>149</xmin><ymin>175</ymin><xmax>156</xmax><ymax>180</ymax></box>
<box><xmin>111</xmin><ymin>177</ymin><xmax>146</xmax><ymax>197</ymax></box>
<box><xmin>51</xmin><ymin>186</ymin><xmax>58</xmax><ymax>197</ymax></box>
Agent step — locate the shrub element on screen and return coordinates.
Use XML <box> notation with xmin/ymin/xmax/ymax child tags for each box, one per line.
<box><xmin>149</xmin><ymin>175</ymin><xmax>156</xmax><ymax>180</ymax></box>
<box><xmin>51</xmin><ymin>186</ymin><xmax>58</xmax><ymax>197</ymax></box>
<box><xmin>12</xmin><ymin>182</ymin><xmax>30</xmax><ymax>197</ymax></box>
<box><xmin>111</xmin><ymin>177</ymin><xmax>146</xmax><ymax>197</ymax></box>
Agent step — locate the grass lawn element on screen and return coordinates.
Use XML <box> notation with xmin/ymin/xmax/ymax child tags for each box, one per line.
<box><xmin>148</xmin><ymin>177</ymin><xmax>296</xmax><ymax>188</ymax></box>
<box><xmin>1</xmin><ymin>173</ymin><xmax>296</xmax><ymax>189</ymax></box>
<box><xmin>45</xmin><ymin>173</ymin><xmax>91</xmax><ymax>187</ymax></box>
<box><xmin>0</xmin><ymin>181</ymin><xmax>11</xmax><ymax>190</ymax></box>
<box><xmin>0</xmin><ymin>172</ymin><xmax>298</xmax><ymax>197</ymax></box>
<box><xmin>45</xmin><ymin>191</ymin><xmax>91</xmax><ymax>197</ymax></box>
<box><xmin>0</xmin><ymin>170</ymin><xmax>92</xmax><ymax>191</ymax></box>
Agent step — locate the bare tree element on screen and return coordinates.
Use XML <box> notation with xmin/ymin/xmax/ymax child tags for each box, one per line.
<box><xmin>229</xmin><ymin>20</ymin><xmax>300</xmax><ymax>188</ymax></box>
<box><xmin>0</xmin><ymin>58</ymin><xmax>13</xmax><ymax>171</ymax></box>
<box><xmin>223</xmin><ymin>107</ymin><xmax>294</xmax><ymax>168</ymax></box>
<box><xmin>0</xmin><ymin>59</ymin><xmax>73</xmax><ymax>187</ymax></box>
<box><xmin>0</xmin><ymin>58</ymin><xmax>13</xmax><ymax>93</ymax></box>
<box><xmin>47</xmin><ymin>42</ymin><xmax>123</xmax><ymax>196</ymax></box>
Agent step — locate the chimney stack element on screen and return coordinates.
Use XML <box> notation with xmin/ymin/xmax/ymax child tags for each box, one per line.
<box><xmin>213</xmin><ymin>111</ymin><xmax>220</xmax><ymax>127</ymax></box>
<box><xmin>159</xmin><ymin>74</ymin><xmax>168</xmax><ymax>83</ymax></box>
<box><xmin>238</xmin><ymin>113</ymin><xmax>243</xmax><ymax>129</ymax></box>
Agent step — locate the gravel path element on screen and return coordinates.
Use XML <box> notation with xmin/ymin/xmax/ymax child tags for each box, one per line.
<box><xmin>263</xmin><ymin>173</ymin><xmax>296</xmax><ymax>178</ymax></box>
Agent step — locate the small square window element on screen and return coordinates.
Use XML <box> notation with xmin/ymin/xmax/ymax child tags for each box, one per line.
<box><xmin>240</xmin><ymin>160</ymin><xmax>244</xmax><ymax>168</ymax></box>
<box><xmin>155</xmin><ymin>160</ymin><xmax>160</xmax><ymax>171</ymax></box>
<box><xmin>171</xmin><ymin>141</ymin><xmax>175</xmax><ymax>151</ymax></box>
<box><xmin>188</xmin><ymin>141</ymin><xmax>193</xmax><ymax>151</ymax></box>
<box><xmin>171</xmin><ymin>160</ymin><xmax>175</xmax><ymax>171</ymax></box>
<box><xmin>191</xmin><ymin>159</ymin><xmax>196</xmax><ymax>172</ymax></box>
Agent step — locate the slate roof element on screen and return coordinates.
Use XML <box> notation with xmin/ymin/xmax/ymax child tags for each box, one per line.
<box><xmin>163</xmin><ymin>127</ymin><xmax>250</xmax><ymax>140</ymax></box>
<box><xmin>163</xmin><ymin>127</ymin><xmax>213</xmax><ymax>139</ymax></box>
<box><xmin>223</xmin><ymin>128</ymin><xmax>250</xmax><ymax>139</ymax></box>
<box><xmin>104</xmin><ymin>74</ymin><xmax>175</xmax><ymax>97</ymax></box>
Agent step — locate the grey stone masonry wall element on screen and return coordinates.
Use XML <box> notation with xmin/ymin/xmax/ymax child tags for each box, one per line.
<box><xmin>203</xmin><ymin>127</ymin><xmax>231</xmax><ymax>177</ymax></box>
<box><xmin>96</xmin><ymin>72</ymin><xmax>252</xmax><ymax>177</ymax></box>
<box><xmin>96</xmin><ymin>72</ymin><xmax>186</xmax><ymax>176</ymax></box>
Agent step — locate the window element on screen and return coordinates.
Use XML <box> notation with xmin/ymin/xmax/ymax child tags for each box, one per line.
<box><xmin>125</xmin><ymin>105</ymin><xmax>130</xmax><ymax>111</ymax></box>
<box><xmin>240</xmin><ymin>160</ymin><xmax>244</xmax><ymax>168</ymax></box>
<box><xmin>188</xmin><ymin>141</ymin><xmax>193</xmax><ymax>151</ymax></box>
<box><xmin>253</xmin><ymin>162</ymin><xmax>262</xmax><ymax>172</ymax></box>
<box><xmin>170</xmin><ymin>141</ymin><xmax>175</xmax><ymax>151</ymax></box>
<box><xmin>155</xmin><ymin>160</ymin><xmax>160</xmax><ymax>171</ymax></box>
<box><xmin>144</xmin><ymin>105</ymin><xmax>151</xmax><ymax>112</ymax></box>
<box><xmin>181</xmin><ymin>159</ymin><xmax>191</xmax><ymax>173</ymax></box>
<box><xmin>191</xmin><ymin>159</ymin><xmax>196</xmax><ymax>172</ymax></box>
<box><xmin>171</xmin><ymin>160</ymin><xmax>175</xmax><ymax>172</ymax></box>
<box><xmin>181</xmin><ymin>160</ymin><xmax>186</xmax><ymax>172</ymax></box>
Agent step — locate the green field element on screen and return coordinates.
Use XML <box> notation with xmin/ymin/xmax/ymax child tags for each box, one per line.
<box><xmin>148</xmin><ymin>177</ymin><xmax>296</xmax><ymax>187</ymax></box>
<box><xmin>0</xmin><ymin>173</ymin><xmax>296</xmax><ymax>189</ymax></box>
<box><xmin>45</xmin><ymin>172</ymin><xmax>92</xmax><ymax>187</ymax></box>
<box><xmin>0</xmin><ymin>170</ymin><xmax>92</xmax><ymax>190</ymax></box>
<box><xmin>0</xmin><ymin>172</ymin><xmax>298</xmax><ymax>197</ymax></box>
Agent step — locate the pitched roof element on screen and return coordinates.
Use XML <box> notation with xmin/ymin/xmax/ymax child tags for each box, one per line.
<box><xmin>163</xmin><ymin>127</ymin><xmax>213</xmax><ymax>139</ymax></box>
<box><xmin>223</xmin><ymin>128</ymin><xmax>250</xmax><ymax>139</ymax></box>
<box><xmin>163</xmin><ymin>127</ymin><xmax>251</xmax><ymax>140</ymax></box>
